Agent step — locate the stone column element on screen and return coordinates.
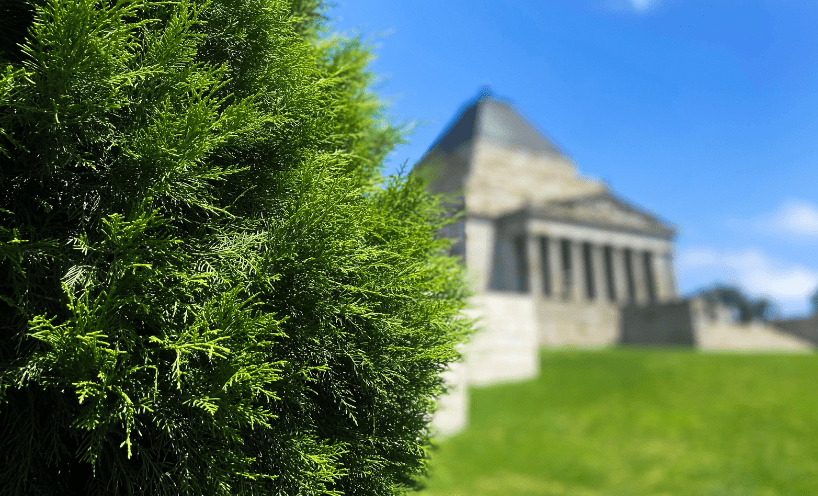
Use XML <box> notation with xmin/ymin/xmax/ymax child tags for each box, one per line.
<box><xmin>649</xmin><ymin>250</ymin><xmax>669</xmax><ymax>302</ymax></box>
<box><xmin>548</xmin><ymin>237</ymin><xmax>563</xmax><ymax>300</ymax></box>
<box><xmin>612</xmin><ymin>246</ymin><xmax>629</xmax><ymax>305</ymax></box>
<box><xmin>526</xmin><ymin>234</ymin><xmax>543</xmax><ymax>296</ymax></box>
<box><xmin>570</xmin><ymin>240</ymin><xmax>585</xmax><ymax>301</ymax></box>
<box><xmin>644</xmin><ymin>251</ymin><xmax>658</xmax><ymax>304</ymax></box>
<box><xmin>631</xmin><ymin>249</ymin><xmax>649</xmax><ymax>306</ymax></box>
<box><xmin>591</xmin><ymin>244</ymin><xmax>607</xmax><ymax>303</ymax></box>
<box><xmin>664</xmin><ymin>252</ymin><xmax>678</xmax><ymax>301</ymax></box>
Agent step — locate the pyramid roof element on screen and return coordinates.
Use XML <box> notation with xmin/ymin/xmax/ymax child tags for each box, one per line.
<box><xmin>423</xmin><ymin>91</ymin><xmax>566</xmax><ymax>156</ymax></box>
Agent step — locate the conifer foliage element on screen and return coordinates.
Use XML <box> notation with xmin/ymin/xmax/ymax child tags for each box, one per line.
<box><xmin>0</xmin><ymin>1</ymin><xmax>470</xmax><ymax>494</ymax></box>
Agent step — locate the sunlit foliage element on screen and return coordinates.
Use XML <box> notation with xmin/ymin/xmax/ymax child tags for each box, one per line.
<box><xmin>0</xmin><ymin>1</ymin><xmax>471</xmax><ymax>494</ymax></box>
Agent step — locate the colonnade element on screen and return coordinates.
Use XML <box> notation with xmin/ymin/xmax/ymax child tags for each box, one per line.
<box><xmin>517</xmin><ymin>235</ymin><xmax>673</xmax><ymax>306</ymax></box>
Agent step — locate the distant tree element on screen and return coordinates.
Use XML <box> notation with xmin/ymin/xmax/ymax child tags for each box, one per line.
<box><xmin>0</xmin><ymin>1</ymin><xmax>471</xmax><ymax>495</ymax></box>
<box><xmin>697</xmin><ymin>285</ymin><xmax>777</xmax><ymax>323</ymax></box>
<box><xmin>810</xmin><ymin>286</ymin><xmax>818</xmax><ymax>316</ymax></box>
<box><xmin>748</xmin><ymin>297</ymin><xmax>779</xmax><ymax>322</ymax></box>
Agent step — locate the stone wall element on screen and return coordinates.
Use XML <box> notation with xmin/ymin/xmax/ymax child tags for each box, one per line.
<box><xmin>620</xmin><ymin>300</ymin><xmax>697</xmax><ymax>346</ymax></box>
<box><xmin>429</xmin><ymin>360</ymin><xmax>468</xmax><ymax>437</ymax></box>
<box><xmin>464</xmin><ymin>293</ymin><xmax>540</xmax><ymax>385</ymax></box>
<box><xmin>693</xmin><ymin>298</ymin><xmax>813</xmax><ymax>351</ymax></box>
<box><xmin>536</xmin><ymin>299</ymin><xmax>620</xmax><ymax>347</ymax></box>
<box><xmin>466</xmin><ymin>141</ymin><xmax>605</xmax><ymax>217</ymax></box>
<box><xmin>464</xmin><ymin>217</ymin><xmax>496</xmax><ymax>292</ymax></box>
<box><xmin>619</xmin><ymin>298</ymin><xmax>814</xmax><ymax>351</ymax></box>
<box><xmin>430</xmin><ymin>292</ymin><xmax>539</xmax><ymax>438</ymax></box>
<box><xmin>771</xmin><ymin>316</ymin><xmax>818</xmax><ymax>346</ymax></box>
<box><xmin>697</xmin><ymin>320</ymin><xmax>813</xmax><ymax>351</ymax></box>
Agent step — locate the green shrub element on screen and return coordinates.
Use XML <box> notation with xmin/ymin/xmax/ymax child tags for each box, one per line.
<box><xmin>0</xmin><ymin>1</ymin><xmax>471</xmax><ymax>494</ymax></box>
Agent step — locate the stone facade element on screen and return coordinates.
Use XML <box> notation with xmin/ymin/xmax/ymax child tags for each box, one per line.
<box><xmin>417</xmin><ymin>94</ymin><xmax>680</xmax><ymax>350</ymax></box>
<box><xmin>418</xmin><ymin>93</ymin><xmax>813</xmax><ymax>437</ymax></box>
<box><xmin>771</xmin><ymin>315</ymin><xmax>818</xmax><ymax>345</ymax></box>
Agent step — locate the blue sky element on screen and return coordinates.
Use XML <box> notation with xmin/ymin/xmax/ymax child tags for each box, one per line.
<box><xmin>331</xmin><ymin>0</ymin><xmax>818</xmax><ymax>317</ymax></box>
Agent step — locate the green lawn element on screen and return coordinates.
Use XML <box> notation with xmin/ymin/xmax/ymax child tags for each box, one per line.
<box><xmin>421</xmin><ymin>348</ymin><xmax>818</xmax><ymax>496</ymax></box>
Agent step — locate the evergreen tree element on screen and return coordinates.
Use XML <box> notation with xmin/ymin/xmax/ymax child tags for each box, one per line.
<box><xmin>697</xmin><ymin>284</ymin><xmax>777</xmax><ymax>323</ymax></box>
<box><xmin>0</xmin><ymin>1</ymin><xmax>471</xmax><ymax>494</ymax></box>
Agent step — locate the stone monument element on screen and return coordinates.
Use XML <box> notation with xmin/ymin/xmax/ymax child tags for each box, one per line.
<box><xmin>417</xmin><ymin>91</ymin><xmax>812</xmax><ymax>436</ymax></box>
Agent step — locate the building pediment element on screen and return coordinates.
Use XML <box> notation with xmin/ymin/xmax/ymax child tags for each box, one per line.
<box><xmin>529</xmin><ymin>192</ymin><xmax>676</xmax><ymax>239</ymax></box>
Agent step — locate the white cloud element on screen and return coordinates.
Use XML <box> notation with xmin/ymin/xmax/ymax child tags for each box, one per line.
<box><xmin>628</xmin><ymin>0</ymin><xmax>655</xmax><ymax>11</ymax></box>
<box><xmin>720</xmin><ymin>250</ymin><xmax>817</xmax><ymax>299</ymax></box>
<box><xmin>597</xmin><ymin>0</ymin><xmax>662</xmax><ymax>14</ymax></box>
<box><xmin>767</xmin><ymin>200</ymin><xmax>818</xmax><ymax>238</ymax></box>
<box><xmin>678</xmin><ymin>247</ymin><xmax>818</xmax><ymax>314</ymax></box>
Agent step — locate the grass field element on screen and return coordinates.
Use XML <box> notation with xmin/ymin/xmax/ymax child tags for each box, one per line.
<box><xmin>420</xmin><ymin>348</ymin><xmax>818</xmax><ymax>496</ymax></box>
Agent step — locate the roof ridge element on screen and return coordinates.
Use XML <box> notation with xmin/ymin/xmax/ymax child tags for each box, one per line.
<box><xmin>418</xmin><ymin>90</ymin><xmax>570</xmax><ymax>159</ymax></box>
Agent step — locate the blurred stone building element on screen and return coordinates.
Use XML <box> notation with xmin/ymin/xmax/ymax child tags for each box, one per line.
<box><xmin>415</xmin><ymin>91</ymin><xmax>679</xmax><ymax>345</ymax></box>
<box><xmin>416</xmin><ymin>92</ymin><xmax>812</xmax><ymax>436</ymax></box>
